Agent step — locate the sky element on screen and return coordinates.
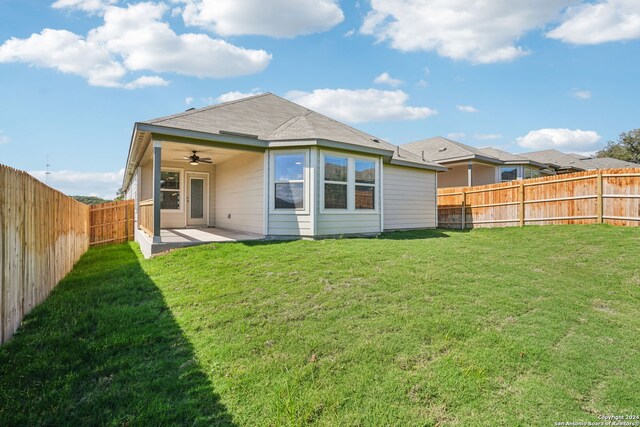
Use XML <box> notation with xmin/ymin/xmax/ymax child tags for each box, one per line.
<box><xmin>0</xmin><ymin>0</ymin><xmax>639</xmax><ymax>199</ymax></box>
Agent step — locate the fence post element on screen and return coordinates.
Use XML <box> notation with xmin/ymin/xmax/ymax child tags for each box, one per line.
<box><xmin>461</xmin><ymin>190</ymin><xmax>466</xmax><ymax>230</ymax></box>
<box><xmin>597</xmin><ymin>172</ymin><xmax>603</xmax><ymax>223</ymax></box>
<box><xmin>519</xmin><ymin>181</ymin><xmax>525</xmax><ymax>227</ymax></box>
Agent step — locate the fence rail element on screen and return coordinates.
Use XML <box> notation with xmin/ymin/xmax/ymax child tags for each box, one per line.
<box><xmin>89</xmin><ymin>200</ymin><xmax>134</xmax><ymax>246</ymax></box>
<box><xmin>0</xmin><ymin>164</ymin><xmax>90</xmax><ymax>344</ymax></box>
<box><xmin>438</xmin><ymin>168</ymin><xmax>640</xmax><ymax>229</ymax></box>
<box><xmin>139</xmin><ymin>199</ymin><xmax>153</xmax><ymax>237</ymax></box>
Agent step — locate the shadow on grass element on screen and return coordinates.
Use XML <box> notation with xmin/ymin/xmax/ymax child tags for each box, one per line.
<box><xmin>0</xmin><ymin>243</ymin><xmax>235</xmax><ymax>426</ymax></box>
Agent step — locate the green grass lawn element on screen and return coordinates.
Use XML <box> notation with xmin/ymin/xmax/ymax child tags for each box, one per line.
<box><xmin>1</xmin><ymin>225</ymin><xmax>639</xmax><ymax>426</ymax></box>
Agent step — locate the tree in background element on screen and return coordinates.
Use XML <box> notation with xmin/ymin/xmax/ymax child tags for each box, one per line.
<box><xmin>114</xmin><ymin>188</ymin><xmax>125</xmax><ymax>201</ymax></box>
<box><xmin>72</xmin><ymin>195</ymin><xmax>111</xmax><ymax>205</ymax></box>
<box><xmin>596</xmin><ymin>129</ymin><xmax>640</xmax><ymax>163</ymax></box>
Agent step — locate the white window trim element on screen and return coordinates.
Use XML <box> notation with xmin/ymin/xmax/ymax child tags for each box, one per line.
<box><xmin>269</xmin><ymin>149</ymin><xmax>310</xmax><ymax>215</ymax></box>
<box><xmin>185</xmin><ymin>171</ymin><xmax>210</xmax><ymax>226</ymax></box>
<box><xmin>320</xmin><ymin>151</ymin><xmax>379</xmax><ymax>214</ymax></box>
<box><xmin>160</xmin><ymin>167</ymin><xmax>184</xmax><ymax>213</ymax></box>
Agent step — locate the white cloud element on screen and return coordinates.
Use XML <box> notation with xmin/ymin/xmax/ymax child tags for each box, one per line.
<box><xmin>344</xmin><ymin>29</ymin><xmax>356</xmax><ymax>37</ymax></box>
<box><xmin>89</xmin><ymin>3</ymin><xmax>271</xmax><ymax>78</ymax></box>
<box><xmin>474</xmin><ymin>133</ymin><xmax>503</xmax><ymax>140</ymax></box>
<box><xmin>0</xmin><ymin>131</ymin><xmax>9</xmax><ymax>145</ymax></box>
<box><xmin>516</xmin><ymin>128</ymin><xmax>601</xmax><ymax>150</ymax></box>
<box><xmin>572</xmin><ymin>89</ymin><xmax>592</xmax><ymax>99</ymax></box>
<box><xmin>457</xmin><ymin>105</ymin><xmax>479</xmax><ymax>113</ymax></box>
<box><xmin>0</xmin><ymin>29</ymin><xmax>129</xmax><ymax>88</ymax></box>
<box><xmin>179</xmin><ymin>0</ymin><xmax>343</xmax><ymax>37</ymax></box>
<box><xmin>185</xmin><ymin>96</ymin><xmax>194</xmax><ymax>105</ymax></box>
<box><xmin>286</xmin><ymin>88</ymin><xmax>437</xmax><ymax>123</ymax></box>
<box><xmin>0</xmin><ymin>2</ymin><xmax>271</xmax><ymax>88</ymax></box>
<box><xmin>51</xmin><ymin>0</ymin><xmax>117</xmax><ymax>13</ymax></box>
<box><xmin>28</xmin><ymin>168</ymin><xmax>124</xmax><ymax>199</ymax></box>
<box><xmin>447</xmin><ymin>132</ymin><xmax>466</xmax><ymax>139</ymax></box>
<box><xmin>216</xmin><ymin>90</ymin><xmax>264</xmax><ymax>103</ymax></box>
<box><xmin>373</xmin><ymin>72</ymin><xmax>402</xmax><ymax>87</ymax></box>
<box><xmin>417</xmin><ymin>79</ymin><xmax>428</xmax><ymax>87</ymax></box>
<box><xmin>547</xmin><ymin>0</ymin><xmax>640</xmax><ymax>44</ymax></box>
<box><xmin>122</xmin><ymin>75</ymin><xmax>169</xmax><ymax>89</ymax></box>
<box><xmin>360</xmin><ymin>0</ymin><xmax>574</xmax><ymax>63</ymax></box>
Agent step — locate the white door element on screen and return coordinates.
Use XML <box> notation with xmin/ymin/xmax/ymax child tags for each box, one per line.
<box><xmin>186</xmin><ymin>173</ymin><xmax>208</xmax><ymax>226</ymax></box>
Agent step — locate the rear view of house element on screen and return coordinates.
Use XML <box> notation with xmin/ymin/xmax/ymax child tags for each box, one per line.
<box><xmin>121</xmin><ymin>93</ymin><xmax>446</xmax><ymax>256</ymax></box>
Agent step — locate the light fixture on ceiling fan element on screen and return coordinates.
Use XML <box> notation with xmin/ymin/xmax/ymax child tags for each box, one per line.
<box><xmin>176</xmin><ymin>151</ymin><xmax>212</xmax><ymax>166</ymax></box>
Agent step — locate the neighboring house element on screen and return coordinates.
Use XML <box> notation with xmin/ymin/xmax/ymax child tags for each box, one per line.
<box><xmin>121</xmin><ymin>93</ymin><xmax>446</xmax><ymax>257</ymax></box>
<box><xmin>518</xmin><ymin>149</ymin><xmax>639</xmax><ymax>173</ymax></box>
<box><xmin>571</xmin><ymin>156</ymin><xmax>639</xmax><ymax>170</ymax></box>
<box><xmin>400</xmin><ymin>137</ymin><xmax>549</xmax><ymax>188</ymax></box>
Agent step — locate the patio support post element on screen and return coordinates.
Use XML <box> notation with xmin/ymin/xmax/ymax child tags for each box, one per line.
<box><xmin>467</xmin><ymin>161</ymin><xmax>473</xmax><ymax>187</ymax></box>
<box><xmin>152</xmin><ymin>140</ymin><xmax>162</xmax><ymax>243</ymax></box>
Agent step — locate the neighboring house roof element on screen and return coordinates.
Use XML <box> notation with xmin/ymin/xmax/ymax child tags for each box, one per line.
<box><xmin>123</xmin><ymin>93</ymin><xmax>445</xmax><ymax>190</ymax></box>
<box><xmin>578</xmin><ymin>157</ymin><xmax>639</xmax><ymax>169</ymax></box>
<box><xmin>476</xmin><ymin>147</ymin><xmax>548</xmax><ymax>168</ymax></box>
<box><xmin>518</xmin><ymin>149</ymin><xmax>587</xmax><ymax>171</ymax></box>
<box><xmin>566</xmin><ymin>153</ymin><xmax>590</xmax><ymax>160</ymax></box>
<box><xmin>400</xmin><ymin>136</ymin><xmax>503</xmax><ymax>164</ymax></box>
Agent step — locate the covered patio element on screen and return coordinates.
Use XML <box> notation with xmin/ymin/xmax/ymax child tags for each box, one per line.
<box><xmin>127</xmin><ymin>132</ymin><xmax>268</xmax><ymax>257</ymax></box>
<box><xmin>135</xmin><ymin>226</ymin><xmax>265</xmax><ymax>257</ymax></box>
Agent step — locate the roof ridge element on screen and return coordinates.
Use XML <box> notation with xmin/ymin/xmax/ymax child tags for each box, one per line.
<box><xmin>145</xmin><ymin>92</ymin><xmax>272</xmax><ymax>124</ymax></box>
<box><xmin>268</xmin><ymin>112</ymin><xmax>313</xmax><ymax>138</ymax></box>
<box><xmin>267</xmin><ymin>93</ymin><xmax>386</xmax><ymax>145</ymax></box>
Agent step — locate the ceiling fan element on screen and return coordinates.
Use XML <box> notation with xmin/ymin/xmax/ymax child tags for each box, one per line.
<box><xmin>177</xmin><ymin>151</ymin><xmax>212</xmax><ymax>165</ymax></box>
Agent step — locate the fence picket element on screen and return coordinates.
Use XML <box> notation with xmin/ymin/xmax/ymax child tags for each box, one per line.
<box><xmin>438</xmin><ymin>168</ymin><xmax>640</xmax><ymax>228</ymax></box>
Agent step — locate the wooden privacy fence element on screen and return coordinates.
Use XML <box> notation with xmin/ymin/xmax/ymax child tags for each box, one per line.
<box><xmin>0</xmin><ymin>164</ymin><xmax>90</xmax><ymax>344</ymax></box>
<box><xmin>90</xmin><ymin>200</ymin><xmax>134</xmax><ymax>246</ymax></box>
<box><xmin>438</xmin><ymin>168</ymin><xmax>640</xmax><ymax>229</ymax></box>
<box><xmin>139</xmin><ymin>199</ymin><xmax>153</xmax><ymax>237</ymax></box>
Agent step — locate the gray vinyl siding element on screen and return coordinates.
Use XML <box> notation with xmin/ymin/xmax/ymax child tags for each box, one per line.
<box><xmin>316</xmin><ymin>213</ymin><xmax>380</xmax><ymax>235</ymax></box>
<box><xmin>125</xmin><ymin>167</ymin><xmax>139</xmax><ymax>224</ymax></box>
<box><xmin>268</xmin><ymin>214</ymin><xmax>314</xmax><ymax>236</ymax></box>
<box><xmin>215</xmin><ymin>152</ymin><xmax>264</xmax><ymax>234</ymax></box>
<box><xmin>383</xmin><ymin>164</ymin><xmax>437</xmax><ymax>230</ymax></box>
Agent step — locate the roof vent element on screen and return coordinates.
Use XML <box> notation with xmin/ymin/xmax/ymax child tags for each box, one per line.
<box><xmin>185</xmin><ymin>107</ymin><xmax>196</xmax><ymax>111</ymax></box>
<box><xmin>371</xmin><ymin>138</ymin><xmax>380</xmax><ymax>143</ymax></box>
<box><xmin>438</xmin><ymin>147</ymin><xmax>447</xmax><ymax>152</ymax></box>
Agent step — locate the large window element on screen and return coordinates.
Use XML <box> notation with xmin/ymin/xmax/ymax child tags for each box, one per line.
<box><xmin>160</xmin><ymin>170</ymin><xmax>180</xmax><ymax>210</ymax></box>
<box><xmin>524</xmin><ymin>167</ymin><xmax>542</xmax><ymax>179</ymax></box>
<box><xmin>324</xmin><ymin>156</ymin><xmax>348</xmax><ymax>209</ymax></box>
<box><xmin>355</xmin><ymin>160</ymin><xmax>375</xmax><ymax>209</ymax></box>
<box><xmin>274</xmin><ymin>153</ymin><xmax>305</xmax><ymax>209</ymax></box>
<box><xmin>323</xmin><ymin>154</ymin><xmax>377</xmax><ymax>211</ymax></box>
<box><xmin>500</xmin><ymin>166</ymin><xmax>518</xmax><ymax>182</ymax></box>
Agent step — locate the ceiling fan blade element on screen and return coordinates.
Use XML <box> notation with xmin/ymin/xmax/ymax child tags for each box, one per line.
<box><xmin>199</xmin><ymin>159</ymin><xmax>213</xmax><ymax>163</ymax></box>
<box><xmin>198</xmin><ymin>157</ymin><xmax>212</xmax><ymax>161</ymax></box>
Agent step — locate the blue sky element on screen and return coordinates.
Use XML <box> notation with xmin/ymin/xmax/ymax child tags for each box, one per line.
<box><xmin>1</xmin><ymin>0</ymin><xmax>639</xmax><ymax>198</ymax></box>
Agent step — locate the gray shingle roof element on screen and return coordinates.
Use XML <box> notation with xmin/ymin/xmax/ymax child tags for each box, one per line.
<box><xmin>578</xmin><ymin>157</ymin><xmax>639</xmax><ymax>169</ymax></box>
<box><xmin>476</xmin><ymin>147</ymin><xmax>528</xmax><ymax>162</ymax></box>
<box><xmin>401</xmin><ymin>136</ymin><xmax>502</xmax><ymax>163</ymax></box>
<box><xmin>143</xmin><ymin>93</ymin><xmax>443</xmax><ymax>169</ymax></box>
<box><xmin>518</xmin><ymin>149</ymin><xmax>587</xmax><ymax>170</ymax></box>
